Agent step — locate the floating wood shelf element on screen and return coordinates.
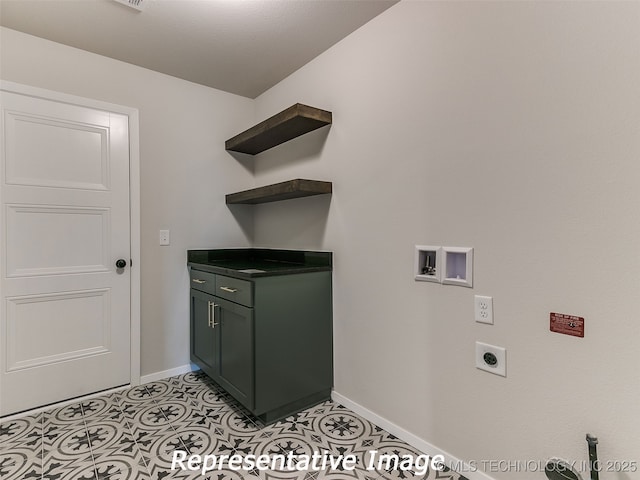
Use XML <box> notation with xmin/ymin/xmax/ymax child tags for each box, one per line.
<box><xmin>225</xmin><ymin>104</ymin><xmax>332</xmax><ymax>155</ymax></box>
<box><xmin>226</xmin><ymin>179</ymin><xmax>332</xmax><ymax>205</ymax></box>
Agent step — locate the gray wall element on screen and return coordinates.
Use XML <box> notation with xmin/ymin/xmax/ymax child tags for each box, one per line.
<box><xmin>251</xmin><ymin>2</ymin><xmax>640</xmax><ymax>479</ymax></box>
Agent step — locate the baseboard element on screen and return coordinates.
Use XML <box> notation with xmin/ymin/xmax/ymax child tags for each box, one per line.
<box><xmin>331</xmin><ymin>391</ymin><xmax>495</xmax><ymax>480</ymax></box>
<box><xmin>140</xmin><ymin>363</ymin><xmax>198</xmax><ymax>384</ymax></box>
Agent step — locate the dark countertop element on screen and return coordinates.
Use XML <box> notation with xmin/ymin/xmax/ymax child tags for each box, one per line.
<box><xmin>187</xmin><ymin>248</ymin><xmax>332</xmax><ymax>278</ymax></box>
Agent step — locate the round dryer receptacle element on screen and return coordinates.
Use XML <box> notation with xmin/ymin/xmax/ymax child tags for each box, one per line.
<box><xmin>483</xmin><ymin>352</ymin><xmax>498</xmax><ymax>366</ymax></box>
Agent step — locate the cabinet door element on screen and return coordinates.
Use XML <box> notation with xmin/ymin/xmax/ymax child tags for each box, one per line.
<box><xmin>216</xmin><ymin>297</ymin><xmax>254</xmax><ymax>410</ymax></box>
<box><xmin>190</xmin><ymin>289</ymin><xmax>219</xmax><ymax>380</ymax></box>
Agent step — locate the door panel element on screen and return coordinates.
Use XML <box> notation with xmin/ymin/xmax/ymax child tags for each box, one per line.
<box><xmin>0</xmin><ymin>90</ymin><xmax>131</xmax><ymax>416</ymax></box>
<box><xmin>6</xmin><ymin>289</ymin><xmax>110</xmax><ymax>371</ymax></box>
<box><xmin>4</xmin><ymin>111</ymin><xmax>109</xmax><ymax>190</ymax></box>
<box><xmin>6</xmin><ymin>205</ymin><xmax>109</xmax><ymax>277</ymax></box>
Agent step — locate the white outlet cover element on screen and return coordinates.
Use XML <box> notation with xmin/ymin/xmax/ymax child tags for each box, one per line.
<box><xmin>474</xmin><ymin>295</ymin><xmax>493</xmax><ymax>324</ymax></box>
<box><xmin>476</xmin><ymin>341</ymin><xmax>506</xmax><ymax>377</ymax></box>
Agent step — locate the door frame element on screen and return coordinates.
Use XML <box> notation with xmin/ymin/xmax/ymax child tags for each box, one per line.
<box><xmin>0</xmin><ymin>80</ymin><xmax>141</xmax><ymax>396</ymax></box>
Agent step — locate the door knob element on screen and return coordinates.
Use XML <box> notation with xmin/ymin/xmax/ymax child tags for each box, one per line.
<box><xmin>115</xmin><ymin>259</ymin><xmax>127</xmax><ymax>269</ymax></box>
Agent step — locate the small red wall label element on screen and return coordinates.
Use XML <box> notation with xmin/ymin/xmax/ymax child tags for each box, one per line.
<box><xmin>550</xmin><ymin>312</ymin><xmax>584</xmax><ymax>338</ymax></box>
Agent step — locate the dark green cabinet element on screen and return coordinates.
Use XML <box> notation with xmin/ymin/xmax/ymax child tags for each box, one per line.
<box><xmin>190</xmin><ymin>289</ymin><xmax>218</xmax><ymax>381</ymax></box>
<box><xmin>216</xmin><ymin>297</ymin><xmax>254</xmax><ymax>410</ymax></box>
<box><xmin>189</xmin><ymin>264</ymin><xmax>332</xmax><ymax>424</ymax></box>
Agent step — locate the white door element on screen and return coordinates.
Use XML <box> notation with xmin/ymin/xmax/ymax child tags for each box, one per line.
<box><xmin>0</xmin><ymin>90</ymin><xmax>131</xmax><ymax>416</ymax></box>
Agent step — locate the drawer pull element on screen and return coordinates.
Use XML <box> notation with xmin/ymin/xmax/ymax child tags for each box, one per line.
<box><xmin>192</xmin><ymin>279</ymin><xmax>207</xmax><ymax>284</ymax></box>
<box><xmin>219</xmin><ymin>286</ymin><xmax>238</xmax><ymax>293</ymax></box>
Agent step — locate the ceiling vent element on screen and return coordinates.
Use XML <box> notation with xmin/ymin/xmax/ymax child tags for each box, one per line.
<box><xmin>112</xmin><ymin>0</ymin><xmax>148</xmax><ymax>12</ymax></box>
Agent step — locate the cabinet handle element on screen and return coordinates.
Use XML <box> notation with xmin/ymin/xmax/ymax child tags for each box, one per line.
<box><xmin>208</xmin><ymin>301</ymin><xmax>219</xmax><ymax>328</ymax></box>
<box><xmin>192</xmin><ymin>279</ymin><xmax>206</xmax><ymax>284</ymax></box>
<box><xmin>219</xmin><ymin>286</ymin><xmax>238</xmax><ymax>293</ymax></box>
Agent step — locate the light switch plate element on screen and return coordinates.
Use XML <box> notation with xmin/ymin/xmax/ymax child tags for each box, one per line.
<box><xmin>159</xmin><ymin>229</ymin><xmax>170</xmax><ymax>246</ymax></box>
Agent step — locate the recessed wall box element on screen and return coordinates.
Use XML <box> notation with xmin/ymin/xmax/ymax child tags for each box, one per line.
<box><xmin>414</xmin><ymin>246</ymin><xmax>441</xmax><ymax>283</ymax></box>
<box><xmin>442</xmin><ymin>247</ymin><xmax>473</xmax><ymax>287</ymax></box>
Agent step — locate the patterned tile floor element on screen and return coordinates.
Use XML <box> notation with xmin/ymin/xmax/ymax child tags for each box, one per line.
<box><xmin>0</xmin><ymin>371</ymin><xmax>468</xmax><ymax>480</ymax></box>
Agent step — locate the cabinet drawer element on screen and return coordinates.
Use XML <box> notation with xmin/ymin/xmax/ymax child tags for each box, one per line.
<box><xmin>189</xmin><ymin>269</ymin><xmax>217</xmax><ymax>296</ymax></box>
<box><xmin>216</xmin><ymin>275</ymin><xmax>253</xmax><ymax>306</ymax></box>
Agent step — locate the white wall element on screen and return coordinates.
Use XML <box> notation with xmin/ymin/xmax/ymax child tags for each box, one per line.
<box><xmin>252</xmin><ymin>2</ymin><xmax>640</xmax><ymax>479</ymax></box>
<box><xmin>0</xmin><ymin>27</ymin><xmax>254</xmax><ymax>378</ymax></box>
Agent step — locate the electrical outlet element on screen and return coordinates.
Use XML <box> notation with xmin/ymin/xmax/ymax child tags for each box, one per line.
<box><xmin>474</xmin><ymin>295</ymin><xmax>493</xmax><ymax>324</ymax></box>
<box><xmin>476</xmin><ymin>342</ymin><xmax>506</xmax><ymax>377</ymax></box>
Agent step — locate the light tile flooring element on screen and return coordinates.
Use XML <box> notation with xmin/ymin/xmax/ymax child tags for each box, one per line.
<box><xmin>1</xmin><ymin>371</ymin><xmax>468</xmax><ymax>480</ymax></box>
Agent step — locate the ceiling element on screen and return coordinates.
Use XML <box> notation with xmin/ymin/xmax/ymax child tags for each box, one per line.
<box><xmin>0</xmin><ymin>0</ymin><xmax>398</xmax><ymax>98</ymax></box>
